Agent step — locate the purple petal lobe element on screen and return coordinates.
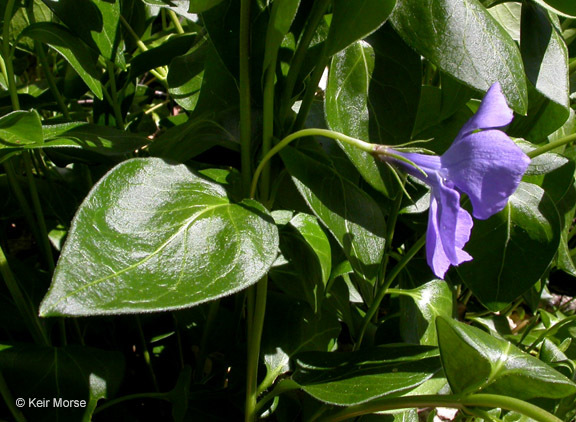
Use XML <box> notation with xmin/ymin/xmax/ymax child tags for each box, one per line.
<box><xmin>458</xmin><ymin>83</ymin><xmax>514</xmax><ymax>137</ymax></box>
<box><xmin>442</xmin><ymin>130</ymin><xmax>530</xmax><ymax>220</ymax></box>
<box><xmin>426</xmin><ymin>174</ymin><xmax>473</xmax><ymax>279</ymax></box>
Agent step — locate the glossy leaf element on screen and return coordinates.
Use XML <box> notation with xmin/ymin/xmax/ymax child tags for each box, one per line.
<box><xmin>532</xmin><ymin>0</ymin><xmax>576</xmax><ymax>18</ymax></box>
<box><xmin>20</xmin><ymin>22</ymin><xmax>103</xmax><ymax>99</ymax></box>
<box><xmin>391</xmin><ymin>0</ymin><xmax>527</xmax><ymax>114</ymax></box>
<box><xmin>326</xmin><ymin>0</ymin><xmax>396</xmax><ymax>56</ymax></box>
<box><xmin>0</xmin><ymin>343</ymin><xmax>124</xmax><ymax>421</ymax></box>
<box><xmin>42</xmin><ymin>0</ymin><xmax>125</xmax><ymax>66</ymax></box>
<box><xmin>167</xmin><ymin>48</ymin><xmax>205</xmax><ymax>111</ymax></box>
<box><xmin>189</xmin><ymin>0</ymin><xmax>225</xmax><ymax>13</ymax></box>
<box><xmin>519</xmin><ymin>3</ymin><xmax>569</xmax><ymax>137</ymax></box>
<box><xmin>263</xmin><ymin>0</ymin><xmax>300</xmax><ymax>70</ymax></box>
<box><xmin>326</xmin><ymin>41</ymin><xmax>386</xmax><ymax>194</ymax></box>
<box><xmin>367</xmin><ymin>24</ymin><xmax>422</xmax><ymax>145</ymax></box>
<box><xmin>437</xmin><ymin>316</ymin><xmax>576</xmax><ymax>399</ymax></box>
<box><xmin>40</xmin><ymin>158</ymin><xmax>279</xmax><ymax>316</ymax></box>
<box><xmin>398</xmin><ymin>280</ymin><xmax>453</xmax><ymax>346</ymax></box>
<box><xmin>281</xmin><ymin>146</ymin><xmax>386</xmax><ymax>282</ymax></box>
<box><xmin>457</xmin><ymin>182</ymin><xmax>561</xmax><ymax>311</ymax></box>
<box><xmin>1</xmin><ymin>122</ymin><xmax>148</xmax><ymax>163</ymax></box>
<box><xmin>270</xmin><ymin>213</ymin><xmax>331</xmax><ymax>311</ymax></box>
<box><xmin>142</xmin><ymin>0</ymin><xmax>197</xmax><ymax>20</ymax></box>
<box><xmin>262</xmin><ymin>293</ymin><xmax>340</xmax><ymax>385</ymax></box>
<box><xmin>293</xmin><ymin>345</ymin><xmax>441</xmax><ymax>405</ymax></box>
<box><xmin>0</xmin><ymin>110</ymin><xmax>43</xmax><ymax>147</ymax></box>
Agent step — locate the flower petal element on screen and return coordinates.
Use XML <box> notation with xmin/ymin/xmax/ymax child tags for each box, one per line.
<box><xmin>426</xmin><ymin>175</ymin><xmax>473</xmax><ymax>279</ymax></box>
<box><xmin>442</xmin><ymin>129</ymin><xmax>530</xmax><ymax>220</ymax></box>
<box><xmin>458</xmin><ymin>82</ymin><xmax>514</xmax><ymax>138</ymax></box>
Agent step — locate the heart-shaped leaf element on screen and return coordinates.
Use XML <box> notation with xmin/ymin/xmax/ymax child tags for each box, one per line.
<box><xmin>436</xmin><ymin>317</ymin><xmax>576</xmax><ymax>400</ymax></box>
<box><xmin>40</xmin><ymin>157</ymin><xmax>278</xmax><ymax>316</ymax></box>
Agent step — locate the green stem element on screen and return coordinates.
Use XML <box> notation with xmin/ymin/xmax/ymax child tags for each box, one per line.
<box><xmin>168</xmin><ymin>10</ymin><xmax>185</xmax><ymax>34</ymax></box>
<box><xmin>22</xmin><ymin>153</ymin><xmax>55</xmax><ymax>272</ymax></box>
<box><xmin>255</xmin><ymin>379</ymin><xmax>300</xmax><ymax>415</ymax></box>
<box><xmin>355</xmin><ymin>234</ymin><xmax>426</xmax><ymax>349</ymax></box>
<box><xmin>119</xmin><ymin>15</ymin><xmax>167</xmax><ymax>81</ymax></box>
<box><xmin>136</xmin><ymin>317</ymin><xmax>159</xmax><ymax>392</ymax></box>
<box><xmin>105</xmin><ymin>62</ymin><xmax>125</xmax><ymax>129</ymax></box>
<box><xmin>316</xmin><ymin>393</ymin><xmax>562</xmax><ymax>422</ymax></box>
<box><xmin>278</xmin><ymin>0</ymin><xmax>331</xmax><ymax>126</ymax></box>
<box><xmin>260</xmin><ymin>54</ymin><xmax>278</xmax><ymax>201</ymax></box>
<box><xmin>245</xmin><ymin>277</ymin><xmax>268</xmax><ymax>422</ymax></box>
<box><xmin>527</xmin><ymin>133</ymin><xmax>576</xmax><ymax>158</ymax></box>
<box><xmin>0</xmin><ymin>369</ymin><xmax>26</xmax><ymax>422</ymax></box>
<box><xmin>0</xmin><ymin>243</ymin><xmax>49</xmax><ymax>345</ymax></box>
<box><xmin>250</xmin><ymin>128</ymin><xmax>374</xmax><ymax>198</ymax></box>
<box><xmin>239</xmin><ymin>0</ymin><xmax>253</xmax><ymax>195</ymax></box>
<box><xmin>35</xmin><ymin>44</ymin><xmax>71</xmax><ymax>119</ymax></box>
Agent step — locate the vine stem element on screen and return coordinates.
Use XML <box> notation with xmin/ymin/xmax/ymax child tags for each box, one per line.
<box><xmin>315</xmin><ymin>393</ymin><xmax>563</xmax><ymax>422</ymax></box>
<box><xmin>354</xmin><ymin>234</ymin><xmax>426</xmax><ymax>350</ymax></box>
<box><xmin>527</xmin><ymin>132</ymin><xmax>576</xmax><ymax>158</ymax></box>
<box><xmin>250</xmin><ymin>128</ymin><xmax>374</xmax><ymax>198</ymax></box>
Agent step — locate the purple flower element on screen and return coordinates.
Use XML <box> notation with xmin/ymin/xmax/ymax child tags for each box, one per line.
<box><xmin>376</xmin><ymin>83</ymin><xmax>530</xmax><ymax>279</ymax></box>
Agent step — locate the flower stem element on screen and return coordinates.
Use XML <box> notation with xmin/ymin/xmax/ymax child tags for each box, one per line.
<box><xmin>168</xmin><ymin>10</ymin><xmax>185</xmax><ymax>34</ymax></box>
<box><xmin>250</xmin><ymin>128</ymin><xmax>374</xmax><ymax>198</ymax></box>
<box><xmin>354</xmin><ymin>234</ymin><xmax>426</xmax><ymax>350</ymax></box>
<box><xmin>315</xmin><ymin>393</ymin><xmax>562</xmax><ymax>422</ymax></box>
<box><xmin>527</xmin><ymin>132</ymin><xmax>576</xmax><ymax>158</ymax></box>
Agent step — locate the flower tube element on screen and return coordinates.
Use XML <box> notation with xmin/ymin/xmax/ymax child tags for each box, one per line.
<box><xmin>376</xmin><ymin>83</ymin><xmax>530</xmax><ymax>279</ymax></box>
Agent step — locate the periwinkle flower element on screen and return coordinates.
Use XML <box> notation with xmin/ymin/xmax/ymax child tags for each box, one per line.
<box><xmin>376</xmin><ymin>83</ymin><xmax>530</xmax><ymax>279</ymax></box>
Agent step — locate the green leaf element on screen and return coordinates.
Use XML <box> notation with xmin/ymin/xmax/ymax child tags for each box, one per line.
<box><xmin>8</xmin><ymin>0</ymin><xmax>53</xmax><ymax>53</ymax></box>
<box><xmin>1</xmin><ymin>122</ymin><xmax>149</xmax><ymax>163</ymax></box>
<box><xmin>326</xmin><ymin>41</ymin><xmax>388</xmax><ymax>195</ymax></box>
<box><xmin>142</xmin><ymin>0</ymin><xmax>197</xmax><ymax>20</ymax></box>
<box><xmin>42</xmin><ymin>0</ymin><xmax>125</xmax><ymax>66</ymax></box>
<box><xmin>397</xmin><ymin>280</ymin><xmax>453</xmax><ymax>346</ymax></box>
<box><xmin>262</xmin><ymin>293</ymin><xmax>340</xmax><ymax>386</ymax></box>
<box><xmin>20</xmin><ymin>22</ymin><xmax>103</xmax><ymax>99</ymax></box>
<box><xmin>0</xmin><ymin>110</ymin><xmax>43</xmax><ymax>147</ymax></box>
<box><xmin>148</xmin><ymin>117</ymin><xmax>238</xmax><ymax>162</ymax></box>
<box><xmin>167</xmin><ymin>47</ymin><xmax>205</xmax><ymax>111</ymax></box>
<box><xmin>280</xmin><ymin>146</ymin><xmax>386</xmax><ymax>283</ymax></box>
<box><xmin>293</xmin><ymin>345</ymin><xmax>441</xmax><ymax>406</ymax></box>
<box><xmin>326</xmin><ymin>0</ymin><xmax>396</xmax><ymax>57</ymax></box>
<box><xmin>436</xmin><ymin>316</ymin><xmax>576</xmax><ymax>399</ymax></box>
<box><xmin>263</xmin><ymin>0</ymin><xmax>300</xmax><ymax>70</ymax></box>
<box><xmin>519</xmin><ymin>3</ymin><xmax>569</xmax><ymax>136</ymax></box>
<box><xmin>39</xmin><ymin>158</ymin><xmax>279</xmax><ymax>316</ymax></box>
<box><xmin>367</xmin><ymin>24</ymin><xmax>422</xmax><ymax>145</ymax></box>
<box><xmin>130</xmin><ymin>34</ymin><xmax>196</xmax><ymax>77</ymax></box>
<box><xmin>391</xmin><ymin>0</ymin><xmax>528</xmax><ymax>114</ymax></box>
<box><xmin>532</xmin><ymin>0</ymin><xmax>576</xmax><ymax>18</ymax></box>
<box><xmin>0</xmin><ymin>343</ymin><xmax>124</xmax><ymax>421</ymax></box>
<box><xmin>457</xmin><ymin>182</ymin><xmax>561</xmax><ymax>311</ymax></box>
<box><xmin>189</xmin><ymin>0</ymin><xmax>225</xmax><ymax>13</ymax></box>
<box><xmin>270</xmin><ymin>213</ymin><xmax>331</xmax><ymax>312</ymax></box>
<box><xmin>290</xmin><ymin>213</ymin><xmax>331</xmax><ymax>286</ymax></box>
